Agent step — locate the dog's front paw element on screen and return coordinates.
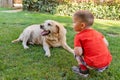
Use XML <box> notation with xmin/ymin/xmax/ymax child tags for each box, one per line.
<box><xmin>24</xmin><ymin>46</ymin><xmax>29</xmax><ymax>49</ymax></box>
<box><xmin>45</xmin><ymin>53</ymin><xmax>51</xmax><ymax>57</ymax></box>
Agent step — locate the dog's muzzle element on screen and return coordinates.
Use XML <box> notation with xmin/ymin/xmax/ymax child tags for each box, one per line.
<box><xmin>41</xmin><ymin>30</ymin><xmax>50</xmax><ymax>36</ymax></box>
<box><xmin>40</xmin><ymin>25</ymin><xmax>50</xmax><ymax>36</ymax></box>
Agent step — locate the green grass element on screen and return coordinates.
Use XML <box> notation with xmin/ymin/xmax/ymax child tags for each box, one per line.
<box><xmin>0</xmin><ymin>9</ymin><xmax>120</xmax><ymax>80</ymax></box>
<box><xmin>0</xmin><ymin>7</ymin><xmax>13</xmax><ymax>11</ymax></box>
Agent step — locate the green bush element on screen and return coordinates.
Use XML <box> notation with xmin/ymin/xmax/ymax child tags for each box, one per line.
<box><xmin>56</xmin><ymin>2</ymin><xmax>120</xmax><ymax>20</ymax></box>
<box><xmin>23</xmin><ymin>0</ymin><xmax>58</xmax><ymax>14</ymax></box>
<box><xmin>23</xmin><ymin>0</ymin><xmax>120</xmax><ymax>20</ymax></box>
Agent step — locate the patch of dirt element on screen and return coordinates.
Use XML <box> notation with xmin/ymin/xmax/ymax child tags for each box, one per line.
<box><xmin>107</xmin><ymin>33</ymin><xmax>119</xmax><ymax>37</ymax></box>
<box><xmin>1</xmin><ymin>9</ymin><xmax>22</xmax><ymax>13</ymax></box>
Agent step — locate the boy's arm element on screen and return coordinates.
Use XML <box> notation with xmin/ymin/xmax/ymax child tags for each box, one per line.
<box><xmin>103</xmin><ymin>37</ymin><xmax>109</xmax><ymax>47</ymax></box>
<box><xmin>74</xmin><ymin>47</ymin><xmax>83</xmax><ymax>65</ymax></box>
<box><xmin>74</xmin><ymin>47</ymin><xmax>83</xmax><ymax>56</ymax></box>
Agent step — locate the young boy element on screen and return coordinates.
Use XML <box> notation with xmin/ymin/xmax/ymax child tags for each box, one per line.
<box><xmin>72</xmin><ymin>10</ymin><xmax>112</xmax><ymax>77</ymax></box>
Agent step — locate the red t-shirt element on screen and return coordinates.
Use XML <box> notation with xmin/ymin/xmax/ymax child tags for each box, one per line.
<box><xmin>74</xmin><ymin>29</ymin><xmax>112</xmax><ymax>68</ymax></box>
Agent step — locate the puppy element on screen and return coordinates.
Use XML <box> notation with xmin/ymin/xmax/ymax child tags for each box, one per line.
<box><xmin>12</xmin><ymin>20</ymin><xmax>74</xmax><ymax>57</ymax></box>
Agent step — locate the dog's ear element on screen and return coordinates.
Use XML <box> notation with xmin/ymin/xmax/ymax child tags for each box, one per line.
<box><xmin>56</xmin><ymin>25</ymin><xmax>60</xmax><ymax>33</ymax></box>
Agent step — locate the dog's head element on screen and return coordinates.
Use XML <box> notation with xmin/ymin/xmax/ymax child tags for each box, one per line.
<box><xmin>40</xmin><ymin>24</ymin><xmax>50</xmax><ymax>36</ymax></box>
<box><xmin>40</xmin><ymin>20</ymin><xmax>59</xmax><ymax>36</ymax></box>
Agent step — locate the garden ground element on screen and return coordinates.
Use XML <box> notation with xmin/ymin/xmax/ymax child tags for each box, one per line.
<box><xmin>0</xmin><ymin>8</ymin><xmax>120</xmax><ymax>80</ymax></box>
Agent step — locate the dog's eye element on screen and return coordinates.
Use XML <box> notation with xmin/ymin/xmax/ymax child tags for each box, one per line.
<box><xmin>48</xmin><ymin>23</ymin><xmax>51</xmax><ymax>26</ymax></box>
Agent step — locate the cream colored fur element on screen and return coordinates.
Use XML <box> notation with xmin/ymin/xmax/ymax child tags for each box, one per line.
<box><xmin>12</xmin><ymin>20</ymin><xmax>74</xmax><ymax>57</ymax></box>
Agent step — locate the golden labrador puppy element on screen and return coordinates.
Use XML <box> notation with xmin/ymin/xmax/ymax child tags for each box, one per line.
<box><xmin>12</xmin><ymin>20</ymin><xmax>74</xmax><ymax>57</ymax></box>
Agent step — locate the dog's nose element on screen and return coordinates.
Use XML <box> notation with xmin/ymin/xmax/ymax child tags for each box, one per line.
<box><xmin>40</xmin><ymin>25</ymin><xmax>44</xmax><ymax>29</ymax></box>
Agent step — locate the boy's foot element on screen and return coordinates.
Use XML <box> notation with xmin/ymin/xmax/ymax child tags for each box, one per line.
<box><xmin>72</xmin><ymin>66</ymin><xmax>89</xmax><ymax>77</ymax></box>
<box><xmin>97</xmin><ymin>66</ymin><xmax>108</xmax><ymax>72</ymax></box>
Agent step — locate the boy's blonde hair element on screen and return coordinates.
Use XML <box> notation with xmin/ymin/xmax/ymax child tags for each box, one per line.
<box><xmin>74</xmin><ymin>10</ymin><xmax>94</xmax><ymax>27</ymax></box>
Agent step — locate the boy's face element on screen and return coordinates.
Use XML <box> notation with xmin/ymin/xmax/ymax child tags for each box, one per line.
<box><xmin>73</xmin><ymin>16</ymin><xmax>86</xmax><ymax>32</ymax></box>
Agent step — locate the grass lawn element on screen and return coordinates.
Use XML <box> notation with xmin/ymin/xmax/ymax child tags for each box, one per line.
<box><xmin>0</xmin><ymin>9</ymin><xmax>120</xmax><ymax>80</ymax></box>
<box><xmin>0</xmin><ymin>7</ymin><xmax>13</xmax><ymax>11</ymax></box>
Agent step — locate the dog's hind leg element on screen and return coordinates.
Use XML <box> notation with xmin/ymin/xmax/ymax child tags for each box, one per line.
<box><xmin>22</xmin><ymin>38</ymin><xmax>29</xmax><ymax>49</ymax></box>
<box><xmin>22</xmin><ymin>31</ymin><xmax>31</xmax><ymax>49</ymax></box>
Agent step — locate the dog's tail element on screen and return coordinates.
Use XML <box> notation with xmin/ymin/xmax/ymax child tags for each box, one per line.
<box><xmin>11</xmin><ymin>33</ymin><xmax>23</xmax><ymax>43</ymax></box>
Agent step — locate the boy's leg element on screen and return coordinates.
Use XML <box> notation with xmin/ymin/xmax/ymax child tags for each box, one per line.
<box><xmin>76</xmin><ymin>55</ymin><xmax>108</xmax><ymax>72</ymax></box>
<box><xmin>75</xmin><ymin>55</ymin><xmax>88</xmax><ymax>70</ymax></box>
<box><xmin>72</xmin><ymin>55</ymin><xmax>89</xmax><ymax>77</ymax></box>
<box><xmin>97</xmin><ymin>66</ymin><xmax>108</xmax><ymax>72</ymax></box>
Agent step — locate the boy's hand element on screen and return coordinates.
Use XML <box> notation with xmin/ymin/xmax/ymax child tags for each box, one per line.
<box><xmin>74</xmin><ymin>47</ymin><xmax>83</xmax><ymax>56</ymax></box>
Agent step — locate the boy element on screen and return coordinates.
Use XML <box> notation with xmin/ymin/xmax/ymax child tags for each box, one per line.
<box><xmin>72</xmin><ymin>10</ymin><xmax>112</xmax><ymax>77</ymax></box>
